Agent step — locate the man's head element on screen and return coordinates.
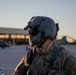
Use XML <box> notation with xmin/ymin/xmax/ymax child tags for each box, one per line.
<box><xmin>24</xmin><ymin>16</ymin><xmax>59</xmax><ymax>46</ymax></box>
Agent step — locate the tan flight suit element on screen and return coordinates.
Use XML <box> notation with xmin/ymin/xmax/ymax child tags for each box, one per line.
<box><xmin>12</xmin><ymin>45</ymin><xmax>76</xmax><ymax>75</ymax></box>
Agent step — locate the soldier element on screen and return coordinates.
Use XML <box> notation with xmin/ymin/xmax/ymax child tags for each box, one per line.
<box><xmin>12</xmin><ymin>16</ymin><xmax>76</xmax><ymax>75</ymax></box>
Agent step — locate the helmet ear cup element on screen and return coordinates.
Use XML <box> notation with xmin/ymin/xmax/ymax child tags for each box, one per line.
<box><xmin>56</xmin><ymin>23</ymin><xmax>59</xmax><ymax>31</ymax></box>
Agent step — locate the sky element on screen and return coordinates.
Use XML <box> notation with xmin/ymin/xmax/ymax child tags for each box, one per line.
<box><xmin>0</xmin><ymin>0</ymin><xmax>76</xmax><ymax>39</ymax></box>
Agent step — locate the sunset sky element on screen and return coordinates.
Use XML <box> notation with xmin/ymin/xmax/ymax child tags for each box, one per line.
<box><xmin>0</xmin><ymin>0</ymin><xmax>76</xmax><ymax>39</ymax></box>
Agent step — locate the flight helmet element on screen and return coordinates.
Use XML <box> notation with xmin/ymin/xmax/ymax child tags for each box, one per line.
<box><xmin>24</xmin><ymin>16</ymin><xmax>59</xmax><ymax>46</ymax></box>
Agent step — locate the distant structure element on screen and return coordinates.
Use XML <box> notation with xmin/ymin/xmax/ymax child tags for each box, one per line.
<box><xmin>54</xmin><ymin>36</ymin><xmax>76</xmax><ymax>45</ymax></box>
<box><xmin>0</xmin><ymin>27</ymin><xmax>29</xmax><ymax>45</ymax></box>
<box><xmin>0</xmin><ymin>27</ymin><xmax>76</xmax><ymax>46</ymax></box>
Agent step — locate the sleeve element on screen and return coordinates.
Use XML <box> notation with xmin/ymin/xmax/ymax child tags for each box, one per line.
<box><xmin>62</xmin><ymin>55</ymin><xmax>76</xmax><ymax>75</ymax></box>
<box><xmin>12</xmin><ymin>56</ymin><xmax>29</xmax><ymax>75</ymax></box>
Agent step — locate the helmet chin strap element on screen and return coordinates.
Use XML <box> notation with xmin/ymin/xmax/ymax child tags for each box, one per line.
<box><xmin>45</xmin><ymin>40</ymin><xmax>53</xmax><ymax>51</ymax></box>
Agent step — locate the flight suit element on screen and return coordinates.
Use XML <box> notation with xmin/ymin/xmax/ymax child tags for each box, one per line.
<box><xmin>12</xmin><ymin>45</ymin><xmax>76</xmax><ymax>75</ymax></box>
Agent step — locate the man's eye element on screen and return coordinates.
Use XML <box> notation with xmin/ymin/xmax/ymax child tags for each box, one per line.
<box><xmin>28</xmin><ymin>28</ymin><xmax>39</xmax><ymax>36</ymax></box>
<box><xmin>28</xmin><ymin>29</ymin><xmax>34</xmax><ymax>34</ymax></box>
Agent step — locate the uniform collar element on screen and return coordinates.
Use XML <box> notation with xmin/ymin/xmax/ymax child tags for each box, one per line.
<box><xmin>34</xmin><ymin>43</ymin><xmax>55</xmax><ymax>55</ymax></box>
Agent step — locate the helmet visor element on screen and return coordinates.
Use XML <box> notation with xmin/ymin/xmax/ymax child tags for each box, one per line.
<box><xmin>28</xmin><ymin>27</ymin><xmax>40</xmax><ymax>36</ymax></box>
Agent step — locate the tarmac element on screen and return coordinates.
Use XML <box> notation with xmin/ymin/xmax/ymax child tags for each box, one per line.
<box><xmin>0</xmin><ymin>45</ymin><xmax>76</xmax><ymax>75</ymax></box>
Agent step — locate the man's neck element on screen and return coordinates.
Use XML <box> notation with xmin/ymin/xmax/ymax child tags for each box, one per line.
<box><xmin>41</xmin><ymin>39</ymin><xmax>53</xmax><ymax>53</ymax></box>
